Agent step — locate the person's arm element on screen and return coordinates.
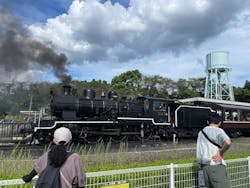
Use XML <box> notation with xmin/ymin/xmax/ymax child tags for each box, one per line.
<box><xmin>23</xmin><ymin>152</ymin><xmax>48</xmax><ymax>183</ymax></box>
<box><xmin>219</xmin><ymin>138</ymin><xmax>231</xmax><ymax>156</ymax></box>
<box><xmin>212</xmin><ymin>138</ymin><xmax>231</xmax><ymax>162</ymax></box>
<box><xmin>74</xmin><ymin>154</ymin><xmax>86</xmax><ymax>187</ymax></box>
<box><xmin>22</xmin><ymin>169</ymin><xmax>37</xmax><ymax>182</ymax></box>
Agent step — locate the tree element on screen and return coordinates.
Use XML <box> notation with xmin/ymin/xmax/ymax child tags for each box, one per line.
<box><xmin>234</xmin><ymin>80</ymin><xmax>250</xmax><ymax>102</ymax></box>
<box><xmin>174</xmin><ymin>78</ymin><xmax>205</xmax><ymax>99</ymax></box>
<box><xmin>243</xmin><ymin>80</ymin><xmax>250</xmax><ymax>90</ymax></box>
<box><xmin>111</xmin><ymin>70</ymin><xmax>142</xmax><ymax>96</ymax></box>
<box><xmin>141</xmin><ymin>75</ymin><xmax>175</xmax><ymax>98</ymax></box>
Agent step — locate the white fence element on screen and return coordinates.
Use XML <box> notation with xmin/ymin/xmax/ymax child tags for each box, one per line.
<box><xmin>0</xmin><ymin>157</ymin><xmax>249</xmax><ymax>188</ymax></box>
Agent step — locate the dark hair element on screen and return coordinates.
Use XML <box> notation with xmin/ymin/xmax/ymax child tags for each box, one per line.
<box><xmin>48</xmin><ymin>141</ymin><xmax>68</xmax><ymax>167</ymax></box>
<box><xmin>207</xmin><ymin>113</ymin><xmax>222</xmax><ymax>124</ymax></box>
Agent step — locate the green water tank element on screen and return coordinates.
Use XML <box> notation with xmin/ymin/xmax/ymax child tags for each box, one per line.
<box><xmin>206</xmin><ymin>51</ymin><xmax>230</xmax><ymax>71</ymax></box>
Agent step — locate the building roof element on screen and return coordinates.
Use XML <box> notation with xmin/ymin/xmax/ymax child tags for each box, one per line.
<box><xmin>178</xmin><ymin>97</ymin><xmax>250</xmax><ymax>110</ymax></box>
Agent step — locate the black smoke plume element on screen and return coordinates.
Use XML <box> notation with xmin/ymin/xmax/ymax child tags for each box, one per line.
<box><xmin>0</xmin><ymin>8</ymin><xmax>71</xmax><ymax>84</ymax></box>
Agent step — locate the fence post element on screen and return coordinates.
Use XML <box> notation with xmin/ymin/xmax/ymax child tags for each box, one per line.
<box><xmin>248</xmin><ymin>156</ymin><xmax>250</xmax><ymax>185</ymax></box>
<box><xmin>169</xmin><ymin>163</ymin><xmax>175</xmax><ymax>188</ymax></box>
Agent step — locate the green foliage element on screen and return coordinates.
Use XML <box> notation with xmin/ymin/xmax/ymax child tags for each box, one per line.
<box><xmin>111</xmin><ymin>70</ymin><xmax>205</xmax><ymax>99</ymax></box>
<box><xmin>234</xmin><ymin>80</ymin><xmax>250</xmax><ymax>102</ymax></box>
<box><xmin>141</xmin><ymin>75</ymin><xmax>174</xmax><ymax>98</ymax></box>
<box><xmin>1</xmin><ymin>141</ymin><xmax>250</xmax><ymax>180</ymax></box>
<box><xmin>244</xmin><ymin>80</ymin><xmax>250</xmax><ymax>90</ymax></box>
<box><xmin>0</xmin><ymin>82</ymin><xmax>53</xmax><ymax>116</ymax></box>
<box><xmin>172</xmin><ymin>78</ymin><xmax>204</xmax><ymax>99</ymax></box>
<box><xmin>111</xmin><ymin>69</ymin><xmax>143</xmax><ymax>96</ymax></box>
<box><xmin>0</xmin><ymin>71</ymin><xmax>249</xmax><ymax>117</ymax></box>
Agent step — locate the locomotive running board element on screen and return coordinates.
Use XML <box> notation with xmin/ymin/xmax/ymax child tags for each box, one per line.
<box><xmin>117</xmin><ymin>117</ymin><xmax>171</xmax><ymax>126</ymax></box>
<box><xmin>34</xmin><ymin>117</ymin><xmax>171</xmax><ymax>132</ymax></box>
<box><xmin>34</xmin><ymin>120</ymin><xmax>118</xmax><ymax>132</ymax></box>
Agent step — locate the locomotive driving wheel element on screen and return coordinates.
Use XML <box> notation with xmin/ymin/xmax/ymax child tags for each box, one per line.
<box><xmin>135</xmin><ymin>128</ymin><xmax>153</xmax><ymax>141</ymax></box>
<box><xmin>110</xmin><ymin>127</ymin><xmax>127</xmax><ymax>143</ymax></box>
<box><xmin>111</xmin><ymin>135</ymin><xmax>127</xmax><ymax>143</ymax></box>
<box><xmin>135</xmin><ymin>124</ymin><xmax>153</xmax><ymax>141</ymax></box>
<box><xmin>83</xmin><ymin>135</ymin><xmax>103</xmax><ymax>144</ymax></box>
<box><xmin>80</xmin><ymin>128</ymin><xmax>104</xmax><ymax>144</ymax></box>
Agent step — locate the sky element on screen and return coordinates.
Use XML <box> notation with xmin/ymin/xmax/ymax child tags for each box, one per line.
<box><xmin>0</xmin><ymin>0</ymin><xmax>250</xmax><ymax>87</ymax></box>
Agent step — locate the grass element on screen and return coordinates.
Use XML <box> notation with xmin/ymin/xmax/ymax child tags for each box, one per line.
<box><xmin>0</xmin><ymin>138</ymin><xmax>250</xmax><ymax>180</ymax></box>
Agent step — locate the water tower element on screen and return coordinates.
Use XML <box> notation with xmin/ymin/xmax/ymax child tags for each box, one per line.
<box><xmin>204</xmin><ymin>51</ymin><xmax>235</xmax><ymax>101</ymax></box>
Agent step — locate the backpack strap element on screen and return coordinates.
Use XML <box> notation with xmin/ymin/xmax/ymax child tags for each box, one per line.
<box><xmin>60</xmin><ymin>172</ymin><xmax>71</xmax><ymax>187</ymax></box>
<box><xmin>60</xmin><ymin>152</ymin><xmax>75</xmax><ymax>187</ymax></box>
<box><xmin>201</xmin><ymin>129</ymin><xmax>222</xmax><ymax>148</ymax></box>
<box><xmin>66</xmin><ymin>152</ymin><xmax>74</xmax><ymax>159</ymax></box>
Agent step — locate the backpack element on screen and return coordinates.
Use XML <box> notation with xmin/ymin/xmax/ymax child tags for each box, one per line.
<box><xmin>35</xmin><ymin>152</ymin><xmax>73</xmax><ymax>188</ymax></box>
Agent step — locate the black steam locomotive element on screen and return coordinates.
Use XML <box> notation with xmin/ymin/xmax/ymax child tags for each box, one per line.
<box><xmin>33</xmin><ymin>85</ymin><xmax>213</xmax><ymax>144</ymax></box>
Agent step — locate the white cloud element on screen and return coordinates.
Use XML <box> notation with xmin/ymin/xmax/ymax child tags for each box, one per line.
<box><xmin>26</xmin><ymin>0</ymin><xmax>250</xmax><ymax>86</ymax></box>
<box><xmin>30</xmin><ymin>0</ymin><xmax>244</xmax><ymax>60</ymax></box>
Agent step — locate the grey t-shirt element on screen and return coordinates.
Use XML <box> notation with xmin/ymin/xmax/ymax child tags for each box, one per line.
<box><xmin>34</xmin><ymin>152</ymin><xmax>86</xmax><ymax>188</ymax></box>
<box><xmin>196</xmin><ymin>126</ymin><xmax>230</xmax><ymax>165</ymax></box>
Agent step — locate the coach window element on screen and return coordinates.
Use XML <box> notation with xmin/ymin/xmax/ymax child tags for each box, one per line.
<box><xmin>240</xmin><ymin>111</ymin><xmax>250</xmax><ymax>121</ymax></box>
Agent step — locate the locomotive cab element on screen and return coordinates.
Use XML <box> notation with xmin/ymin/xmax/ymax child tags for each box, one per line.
<box><xmin>145</xmin><ymin>97</ymin><xmax>175</xmax><ymax>123</ymax></box>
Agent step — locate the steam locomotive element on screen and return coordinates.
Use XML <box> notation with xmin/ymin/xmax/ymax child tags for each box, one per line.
<box><xmin>32</xmin><ymin>85</ymin><xmax>213</xmax><ymax>144</ymax></box>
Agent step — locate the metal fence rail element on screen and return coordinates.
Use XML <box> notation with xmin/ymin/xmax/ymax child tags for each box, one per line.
<box><xmin>0</xmin><ymin>122</ymin><xmax>33</xmax><ymax>143</ymax></box>
<box><xmin>0</xmin><ymin>157</ymin><xmax>249</xmax><ymax>188</ymax></box>
<box><xmin>86</xmin><ymin>165</ymin><xmax>171</xmax><ymax>188</ymax></box>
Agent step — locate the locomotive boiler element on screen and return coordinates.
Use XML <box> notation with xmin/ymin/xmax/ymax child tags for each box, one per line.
<box><xmin>33</xmin><ymin>85</ymin><xmax>213</xmax><ymax>144</ymax></box>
